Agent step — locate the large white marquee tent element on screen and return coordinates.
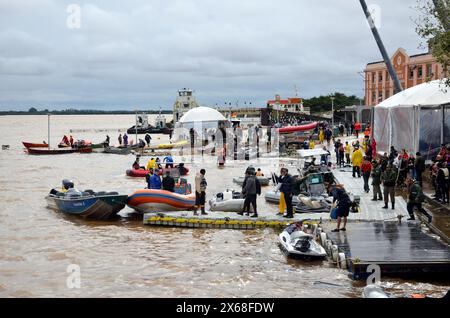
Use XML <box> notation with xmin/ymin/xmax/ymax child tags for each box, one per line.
<box><xmin>374</xmin><ymin>79</ymin><xmax>450</xmax><ymax>158</ymax></box>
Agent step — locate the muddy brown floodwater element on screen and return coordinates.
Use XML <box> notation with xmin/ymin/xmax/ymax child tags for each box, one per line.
<box><xmin>0</xmin><ymin>115</ymin><xmax>448</xmax><ymax>297</ymax></box>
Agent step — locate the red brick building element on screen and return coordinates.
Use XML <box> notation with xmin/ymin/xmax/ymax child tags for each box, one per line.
<box><xmin>364</xmin><ymin>48</ymin><xmax>445</xmax><ymax>106</ymax></box>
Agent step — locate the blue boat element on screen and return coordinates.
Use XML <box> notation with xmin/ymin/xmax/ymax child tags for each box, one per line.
<box><xmin>46</xmin><ymin>182</ymin><xmax>127</xmax><ymax>220</ymax></box>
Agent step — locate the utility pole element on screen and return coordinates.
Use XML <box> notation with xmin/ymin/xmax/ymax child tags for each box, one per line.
<box><xmin>359</xmin><ymin>0</ymin><xmax>403</xmax><ymax>93</ymax></box>
<box><xmin>331</xmin><ymin>96</ymin><xmax>335</xmax><ymax>128</ymax></box>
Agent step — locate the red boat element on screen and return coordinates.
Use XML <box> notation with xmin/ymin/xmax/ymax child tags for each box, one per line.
<box><xmin>277</xmin><ymin>122</ymin><xmax>318</xmax><ymax>134</ymax></box>
<box><xmin>126</xmin><ymin>166</ymin><xmax>189</xmax><ymax>178</ymax></box>
<box><xmin>22</xmin><ymin>142</ymin><xmax>48</xmax><ymax>149</ymax></box>
<box><xmin>27</xmin><ymin>147</ymin><xmax>93</xmax><ymax>155</ymax></box>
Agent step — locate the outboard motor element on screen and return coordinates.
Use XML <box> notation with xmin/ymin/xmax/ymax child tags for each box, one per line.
<box><xmin>216</xmin><ymin>192</ymin><xmax>224</xmax><ymax>201</ymax></box>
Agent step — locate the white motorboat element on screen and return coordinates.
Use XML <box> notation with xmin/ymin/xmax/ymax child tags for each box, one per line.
<box><xmin>278</xmin><ymin>225</ymin><xmax>327</xmax><ymax>259</ymax></box>
<box><xmin>209</xmin><ymin>189</ymin><xmax>245</xmax><ymax>212</ymax></box>
<box><xmin>233</xmin><ymin>176</ymin><xmax>270</xmax><ymax>187</ymax></box>
<box><xmin>264</xmin><ymin>190</ymin><xmax>300</xmax><ymax>205</ymax></box>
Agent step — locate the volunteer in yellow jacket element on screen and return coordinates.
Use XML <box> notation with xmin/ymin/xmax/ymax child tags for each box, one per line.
<box><xmin>351</xmin><ymin>146</ymin><xmax>363</xmax><ymax>178</ymax></box>
<box><xmin>146</xmin><ymin>158</ymin><xmax>156</xmax><ymax>171</ymax></box>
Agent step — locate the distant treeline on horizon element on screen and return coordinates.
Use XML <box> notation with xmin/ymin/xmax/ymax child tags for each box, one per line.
<box><xmin>0</xmin><ymin>108</ymin><xmax>173</xmax><ymax>115</ymax></box>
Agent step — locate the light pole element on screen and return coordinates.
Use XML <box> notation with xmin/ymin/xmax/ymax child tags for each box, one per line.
<box><xmin>330</xmin><ymin>96</ymin><xmax>335</xmax><ymax>128</ymax></box>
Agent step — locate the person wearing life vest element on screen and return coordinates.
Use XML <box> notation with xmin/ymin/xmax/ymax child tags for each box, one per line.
<box><xmin>405</xmin><ymin>178</ymin><xmax>432</xmax><ymax>223</ymax></box>
<box><xmin>436</xmin><ymin>161</ymin><xmax>449</xmax><ymax>204</ymax></box>
<box><xmin>318</xmin><ymin>128</ymin><xmax>325</xmax><ymax>144</ymax></box>
<box><xmin>345</xmin><ymin>142</ymin><xmax>351</xmax><ymax>165</ymax></box>
<box><xmin>146</xmin><ymin>168</ymin><xmax>161</xmax><ymax>190</ymax></box>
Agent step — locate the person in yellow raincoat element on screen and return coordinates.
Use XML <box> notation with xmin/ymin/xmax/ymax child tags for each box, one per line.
<box><xmin>351</xmin><ymin>147</ymin><xmax>363</xmax><ymax>178</ymax></box>
<box><xmin>309</xmin><ymin>139</ymin><xmax>315</xmax><ymax>149</ymax></box>
<box><xmin>279</xmin><ymin>192</ymin><xmax>286</xmax><ymax>215</ymax></box>
<box><xmin>319</xmin><ymin>128</ymin><xmax>325</xmax><ymax>144</ymax></box>
<box><xmin>146</xmin><ymin>157</ymin><xmax>156</xmax><ymax>171</ymax></box>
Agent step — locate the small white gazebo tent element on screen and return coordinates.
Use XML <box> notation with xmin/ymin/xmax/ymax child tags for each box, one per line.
<box><xmin>374</xmin><ymin>79</ymin><xmax>450</xmax><ymax>158</ymax></box>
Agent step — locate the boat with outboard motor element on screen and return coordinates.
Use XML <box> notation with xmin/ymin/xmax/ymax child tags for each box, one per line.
<box><xmin>233</xmin><ymin>176</ymin><xmax>270</xmax><ymax>187</ymax></box>
<box><xmin>209</xmin><ymin>189</ymin><xmax>245</xmax><ymax>212</ymax></box>
<box><xmin>46</xmin><ymin>180</ymin><xmax>127</xmax><ymax>220</ymax></box>
<box><xmin>278</xmin><ymin>222</ymin><xmax>327</xmax><ymax>259</ymax></box>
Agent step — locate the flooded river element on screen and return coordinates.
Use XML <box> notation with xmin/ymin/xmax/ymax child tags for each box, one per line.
<box><xmin>0</xmin><ymin>115</ymin><xmax>448</xmax><ymax>298</ymax></box>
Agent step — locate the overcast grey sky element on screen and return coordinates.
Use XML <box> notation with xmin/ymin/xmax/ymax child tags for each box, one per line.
<box><xmin>0</xmin><ymin>0</ymin><xmax>427</xmax><ymax>110</ymax></box>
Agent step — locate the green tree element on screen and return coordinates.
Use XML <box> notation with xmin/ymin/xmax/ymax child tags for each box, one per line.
<box><xmin>28</xmin><ymin>107</ymin><xmax>38</xmax><ymax>113</ymax></box>
<box><xmin>304</xmin><ymin>92</ymin><xmax>361</xmax><ymax>113</ymax></box>
<box><xmin>415</xmin><ymin>0</ymin><xmax>450</xmax><ymax>86</ymax></box>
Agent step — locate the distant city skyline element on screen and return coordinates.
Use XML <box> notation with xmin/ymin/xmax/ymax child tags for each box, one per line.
<box><xmin>0</xmin><ymin>0</ymin><xmax>427</xmax><ymax>111</ymax></box>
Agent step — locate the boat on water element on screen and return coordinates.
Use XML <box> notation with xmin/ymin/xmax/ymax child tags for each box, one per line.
<box><xmin>22</xmin><ymin>142</ymin><xmax>48</xmax><ymax>149</ymax></box>
<box><xmin>127</xmin><ymin>112</ymin><xmax>172</xmax><ymax>135</ymax></box>
<box><xmin>27</xmin><ymin>147</ymin><xmax>92</xmax><ymax>155</ymax></box>
<box><xmin>233</xmin><ymin>176</ymin><xmax>270</xmax><ymax>187</ymax></box>
<box><xmin>209</xmin><ymin>189</ymin><xmax>245</xmax><ymax>212</ymax></box>
<box><xmin>126</xmin><ymin>165</ymin><xmax>189</xmax><ymax>178</ymax></box>
<box><xmin>127</xmin><ymin>189</ymin><xmax>196</xmax><ymax>213</ymax></box>
<box><xmin>103</xmin><ymin>146</ymin><xmax>132</xmax><ymax>155</ymax></box>
<box><xmin>278</xmin><ymin>223</ymin><xmax>327</xmax><ymax>260</ymax></box>
<box><xmin>46</xmin><ymin>180</ymin><xmax>127</xmax><ymax>220</ymax></box>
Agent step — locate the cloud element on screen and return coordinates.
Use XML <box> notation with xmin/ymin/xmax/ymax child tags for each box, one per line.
<box><xmin>0</xmin><ymin>0</ymin><xmax>427</xmax><ymax>110</ymax></box>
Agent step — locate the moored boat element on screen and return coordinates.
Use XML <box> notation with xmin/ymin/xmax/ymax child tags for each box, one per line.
<box><xmin>233</xmin><ymin>176</ymin><xmax>270</xmax><ymax>186</ymax></box>
<box><xmin>278</xmin><ymin>223</ymin><xmax>327</xmax><ymax>260</ymax></box>
<box><xmin>127</xmin><ymin>189</ymin><xmax>195</xmax><ymax>213</ymax></box>
<box><xmin>27</xmin><ymin>147</ymin><xmax>92</xmax><ymax>155</ymax></box>
<box><xmin>104</xmin><ymin>146</ymin><xmax>132</xmax><ymax>155</ymax></box>
<box><xmin>209</xmin><ymin>189</ymin><xmax>245</xmax><ymax>212</ymax></box>
<box><xmin>46</xmin><ymin>181</ymin><xmax>127</xmax><ymax>220</ymax></box>
<box><xmin>126</xmin><ymin>165</ymin><xmax>189</xmax><ymax>177</ymax></box>
<box><xmin>22</xmin><ymin>142</ymin><xmax>48</xmax><ymax>149</ymax></box>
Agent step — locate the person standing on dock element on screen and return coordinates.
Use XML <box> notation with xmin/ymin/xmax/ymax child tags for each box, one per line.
<box><xmin>238</xmin><ymin>170</ymin><xmax>260</xmax><ymax>218</ymax></box>
<box><xmin>361</xmin><ymin>157</ymin><xmax>372</xmax><ymax>193</ymax></box>
<box><xmin>414</xmin><ymin>152</ymin><xmax>425</xmax><ymax>187</ymax></box>
<box><xmin>354</xmin><ymin>121</ymin><xmax>361</xmax><ymax>139</ymax></box>
<box><xmin>328</xmin><ymin>184</ymin><xmax>351</xmax><ymax>232</ymax></box>
<box><xmin>436</xmin><ymin>162</ymin><xmax>449</xmax><ymax>204</ymax></box>
<box><xmin>371</xmin><ymin>161</ymin><xmax>383</xmax><ymax>201</ymax></box>
<box><xmin>325</xmin><ymin>128</ymin><xmax>333</xmax><ymax>148</ymax></box>
<box><xmin>345</xmin><ymin>142</ymin><xmax>351</xmax><ymax>166</ymax></box>
<box><xmin>279</xmin><ymin>168</ymin><xmax>294</xmax><ymax>218</ymax></box>
<box><xmin>351</xmin><ymin>146</ymin><xmax>363</xmax><ymax>178</ymax></box>
<box><xmin>319</xmin><ymin>128</ymin><xmax>325</xmax><ymax>144</ymax></box>
<box><xmin>405</xmin><ymin>178</ymin><xmax>432</xmax><ymax>223</ymax></box>
<box><xmin>118</xmin><ymin>134</ymin><xmax>122</xmax><ymax>146</ymax></box>
<box><xmin>194</xmin><ymin>169</ymin><xmax>208</xmax><ymax>216</ymax></box>
<box><xmin>381</xmin><ymin>164</ymin><xmax>397</xmax><ymax>210</ymax></box>
<box><xmin>145</xmin><ymin>133</ymin><xmax>152</xmax><ymax>147</ymax></box>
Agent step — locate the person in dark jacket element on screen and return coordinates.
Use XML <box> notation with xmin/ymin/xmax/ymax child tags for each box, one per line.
<box><xmin>371</xmin><ymin>161</ymin><xmax>383</xmax><ymax>201</ymax></box>
<box><xmin>162</xmin><ymin>171</ymin><xmax>175</xmax><ymax>192</ymax></box>
<box><xmin>329</xmin><ymin>184</ymin><xmax>352</xmax><ymax>232</ymax></box>
<box><xmin>414</xmin><ymin>152</ymin><xmax>426</xmax><ymax>187</ymax></box>
<box><xmin>382</xmin><ymin>164</ymin><xmax>397</xmax><ymax>210</ymax></box>
<box><xmin>361</xmin><ymin>156</ymin><xmax>372</xmax><ymax>193</ymax></box>
<box><xmin>145</xmin><ymin>133</ymin><xmax>152</xmax><ymax>146</ymax></box>
<box><xmin>238</xmin><ymin>171</ymin><xmax>260</xmax><ymax>218</ymax></box>
<box><xmin>278</xmin><ymin>168</ymin><xmax>294</xmax><ymax>218</ymax></box>
<box><xmin>436</xmin><ymin>162</ymin><xmax>449</xmax><ymax>204</ymax></box>
<box><xmin>405</xmin><ymin>178</ymin><xmax>432</xmax><ymax>222</ymax></box>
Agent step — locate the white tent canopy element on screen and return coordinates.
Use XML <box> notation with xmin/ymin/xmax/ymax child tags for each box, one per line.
<box><xmin>374</xmin><ymin>79</ymin><xmax>450</xmax><ymax>158</ymax></box>
<box><xmin>378</xmin><ymin>79</ymin><xmax>449</xmax><ymax>108</ymax></box>
<box><xmin>179</xmin><ymin>106</ymin><xmax>226</xmax><ymax>123</ymax></box>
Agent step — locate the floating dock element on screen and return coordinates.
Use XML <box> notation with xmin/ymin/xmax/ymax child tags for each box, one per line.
<box><xmin>319</xmin><ymin>221</ymin><xmax>450</xmax><ymax>280</ymax></box>
<box><xmin>143</xmin><ymin>211</ymin><xmax>319</xmax><ymax>230</ymax></box>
